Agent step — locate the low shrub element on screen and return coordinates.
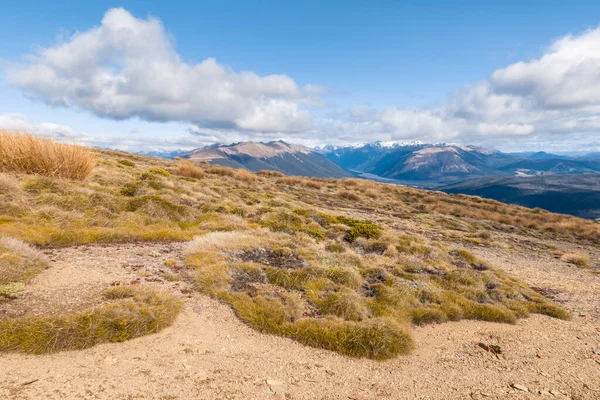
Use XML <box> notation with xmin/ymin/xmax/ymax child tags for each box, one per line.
<box><xmin>344</xmin><ymin>221</ymin><xmax>381</xmax><ymax>242</ymax></box>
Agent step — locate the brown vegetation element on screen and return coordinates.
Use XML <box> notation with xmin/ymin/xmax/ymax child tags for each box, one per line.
<box><xmin>174</xmin><ymin>161</ymin><xmax>205</xmax><ymax>180</ymax></box>
<box><xmin>0</xmin><ymin>133</ymin><xmax>588</xmax><ymax>359</ymax></box>
<box><xmin>0</xmin><ymin>130</ymin><xmax>96</xmax><ymax>180</ymax></box>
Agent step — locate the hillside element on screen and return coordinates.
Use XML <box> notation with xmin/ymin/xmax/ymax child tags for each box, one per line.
<box><xmin>1</xmin><ymin>132</ymin><xmax>599</xmax><ymax>399</ymax></box>
<box><xmin>441</xmin><ymin>174</ymin><xmax>600</xmax><ymax>220</ymax></box>
<box><xmin>186</xmin><ymin>140</ymin><xmax>352</xmax><ymax>178</ymax></box>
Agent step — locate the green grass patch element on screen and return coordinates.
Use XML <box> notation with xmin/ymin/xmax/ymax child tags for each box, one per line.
<box><xmin>0</xmin><ymin>286</ymin><xmax>182</xmax><ymax>353</ymax></box>
<box><xmin>185</xmin><ymin>231</ymin><xmax>570</xmax><ymax>360</ymax></box>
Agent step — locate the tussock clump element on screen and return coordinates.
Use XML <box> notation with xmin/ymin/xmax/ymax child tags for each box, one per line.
<box><xmin>0</xmin><ymin>285</ymin><xmax>182</xmax><ymax>353</ymax></box>
<box><xmin>0</xmin><ymin>237</ymin><xmax>48</xmax><ymax>286</ymax></box>
<box><xmin>206</xmin><ymin>165</ymin><xmax>237</xmax><ymax>177</ymax></box>
<box><xmin>0</xmin><ymin>130</ymin><xmax>96</xmax><ymax>180</ymax></box>
<box><xmin>174</xmin><ymin>161</ymin><xmax>205</xmax><ymax>180</ymax></box>
<box><xmin>0</xmin><ymin>174</ymin><xmax>27</xmax><ymax>216</ymax></box>
<box><xmin>338</xmin><ymin>190</ymin><xmax>360</xmax><ymax>201</ymax></box>
<box><xmin>276</xmin><ymin>176</ymin><xmax>304</xmax><ymax>186</ymax></box>
<box><xmin>257</xmin><ymin>170</ymin><xmax>284</xmax><ymax>177</ymax></box>
<box><xmin>118</xmin><ymin>159</ymin><xmax>135</xmax><ymax>167</ymax></box>
<box><xmin>234</xmin><ymin>169</ymin><xmax>258</xmax><ymax>182</ymax></box>
<box><xmin>560</xmin><ymin>252</ymin><xmax>589</xmax><ymax>268</ymax></box>
<box><xmin>198</xmin><ymin>213</ymin><xmax>251</xmax><ymax>232</ymax></box>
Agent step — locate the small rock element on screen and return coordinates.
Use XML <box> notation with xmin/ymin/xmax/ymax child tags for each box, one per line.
<box><xmin>103</xmin><ymin>357</ymin><xmax>117</xmax><ymax>365</ymax></box>
<box><xmin>549</xmin><ymin>389</ymin><xmax>561</xmax><ymax>396</ymax></box>
<box><xmin>266</xmin><ymin>379</ymin><xmax>286</xmax><ymax>394</ymax></box>
<box><xmin>511</xmin><ymin>383</ymin><xmax>528</xmax><ymax>392</ymax></box>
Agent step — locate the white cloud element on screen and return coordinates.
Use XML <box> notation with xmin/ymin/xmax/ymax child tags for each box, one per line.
<box><xmin>0</xmin><ymin>113</ymin><xmax>84</xmax><ymax>141</ymax></box>
<box><xmin>5</xmin><ymin>8</ymin><xmax>600</xmax><ymax>151</ymax></box>
<box><xmin>491</xmin><ymin>28</ymin><xmax>600</xmax><ymax>110</ymax></box>
<box><xmin>331</xmin><ymin>26</ymin><xmax>600</xmax><ymax>148</ymax></box>
<box><xmin>5</xmin><ymin>8</ymin><xmax>316</xmax><ymax>133</ymax></box>
<box><xmin>0</xmin><ymin>113</ymin><xmax>208</xmax><ymax>151</ymax></box>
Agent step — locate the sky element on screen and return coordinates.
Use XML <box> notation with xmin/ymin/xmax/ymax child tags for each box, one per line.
<box><xmin>2</xmin><ymin>1</ymin><xmax>600</xmax><ymax>153</ymax></box>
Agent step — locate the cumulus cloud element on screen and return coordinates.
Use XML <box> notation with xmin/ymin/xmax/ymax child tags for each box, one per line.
<box><xmin>5</xmin><ymin>8</ymin><xmax>316</xmax><ymax>133</ymax></box>
<box><xmin>328</xmin><ymin>26</ymin><xmax>600</xmax><ymax>148</ymax></box>
<box><xmin>0</xmin><ymin>113</ymin><xmax>208</xmax><ymax>151</ymax></box>
<box><xmin>0</xmin><ymin>113</ymin><xmax>84</xmax><ymax>141</ymax></box>
<box><xmin>491</xmin><ymin>28</ymin><xmax>600</xmax><ymax>110</ymax></box>
<box><xmin>5</xmin><ymin>8</ymin><xmax>600</xmax><ymax>151</ymax></box>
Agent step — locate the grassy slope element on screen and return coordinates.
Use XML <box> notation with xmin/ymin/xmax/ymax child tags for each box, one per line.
<box><xmin>2</xmin><ymin>141</ymin><xmax>596</xmax><ymax>358</ymax></box>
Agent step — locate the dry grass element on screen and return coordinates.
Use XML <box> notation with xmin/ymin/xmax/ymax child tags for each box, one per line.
<box><xmin>0</xmin><ymin>130</ymin><xmax>96</xmax><ymax>180</ymax></box>
<box><xmin>0</xmin><ymin>237</ymin><xmax>48</xmax><ymax>290</ymax></box>
<box><xmin>206</xmin><ymin>165</ymin><xmax>236</xmax><ymax>177</ymax></box>
<box><xmin>0</xmin><ymin>285</ymin><xmax>182</xmax><ymax>353</ymax></box>
<box><xmin>0</xmin><ymin>135</ymin><xmax>585</xmax><ymax>359</ymax></box>
<box><xmin>561</xmin><ymin>252</ymin><xmax>590</xmax><ymax>268</ymax></box>
<box><xmin>257</xmin><ymin>170</ymin><xmax>284</xmax><ymax>177</ymax></box>
<box><xmin>174</xmin><ymin>161</ymin><xmax>205</xmax><ymax>180</ymax></box>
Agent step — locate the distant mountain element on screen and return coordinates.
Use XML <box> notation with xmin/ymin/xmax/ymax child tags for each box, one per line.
<box><xmin>320</xmin><ymin>141</ymin><xmax>600</xmax><ymax>185</ymax></box>
<box><xmin>185</xmin><ymin>140</ymin><xmax>352</xmax><ymax>178</ymax></box>
<box><xmin>499</xmin><ymin>158</ymin><xmax>600</xmax><ymax>176</ymax></box>
<box><xmin>136</xmin><ymin>149</ymin><xmax>190</xmax><ymax>159</ymax></box>
<box><xmin>527</xmin><ymin>151</ymin><xmax>567</xmax><ymax>160</ymax></box>
<box><xmin>440</xmin><ymin>174</ymin><xmax>600</xmax><ymax>220</ymax></box>
<box><xmin>321</xmin><ymin>141</ymin><xmax>510</xmax><ymax>184</ymax></box>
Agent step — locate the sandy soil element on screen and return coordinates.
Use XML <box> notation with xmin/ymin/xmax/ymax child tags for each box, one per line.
<box><xmin>1</xmin><ymin>237</ymin><xmax>599</xmax><ymax>400</ymax></box>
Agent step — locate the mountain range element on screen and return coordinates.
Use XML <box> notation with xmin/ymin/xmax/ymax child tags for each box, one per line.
<box><xmin>167</xmin><ymin>140</ymin><xmax>600</xmax><ymax>219</ymax></box>
<box><xmin>185</xmin><ymin>140</ymin><xmax>351</xmax><ymax>178</ymax></box>
<box><xmin>318</xmin><ymin>141</ymin><xmax>600</xmax><ymax>185</ymax></box>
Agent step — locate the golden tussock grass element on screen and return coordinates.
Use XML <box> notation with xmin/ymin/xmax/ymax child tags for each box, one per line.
<box><xmin>560</xmin><ymin>252</ymin><xmax>590</xmax><ymax>268</ymax></box>
<box><xmin>0</xmin><ymin>130</ymin><xmax>96</xmax><ymax>180</ymax></box>
<box><xmin>175</xmin><ymin>161</ymin><xmax>205</xmax><ymax>180</ymax></box>
<box><xmin>257</xmin><ymin>169</ymin><xmax>284</xmax><ymax>177</ymax></box>
<box><xmin>206</xmin><ymin>165</ymin><xmax>237</xmax><ymax>177</ymax></box>
<box><xmin>0</xmin><ymin>237</ymin><xmax>48</xmax><ymax>293</ymax></box>
<box><xmin>0</xmin><ymin>285</ymin><xmax>182</xmax><ymax>354</ymax></box>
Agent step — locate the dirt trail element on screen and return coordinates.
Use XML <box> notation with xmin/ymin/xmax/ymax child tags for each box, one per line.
<box><xmin>1</xmin><ymin>241</ymin><xmax>600</xmax><ymax>400</ymax></box>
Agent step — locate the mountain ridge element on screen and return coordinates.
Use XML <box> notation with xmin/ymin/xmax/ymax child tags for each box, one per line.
<box><xmin>185</xmin><ymin>140</ymin><xmax>351</xmax><ymax>178</ymax></box>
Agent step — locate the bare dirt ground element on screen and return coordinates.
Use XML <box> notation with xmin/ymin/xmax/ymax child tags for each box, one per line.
<box><xmin>1</xmin><ymin>236</ymin><xmax>599</xmax><ymax>400</ymax></box>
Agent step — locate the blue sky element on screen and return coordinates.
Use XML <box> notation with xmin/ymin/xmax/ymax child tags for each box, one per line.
<box><xmin>2</xmin><ymin>1</ymin><xmax>600</xmax><ymax>152</ymax></box>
